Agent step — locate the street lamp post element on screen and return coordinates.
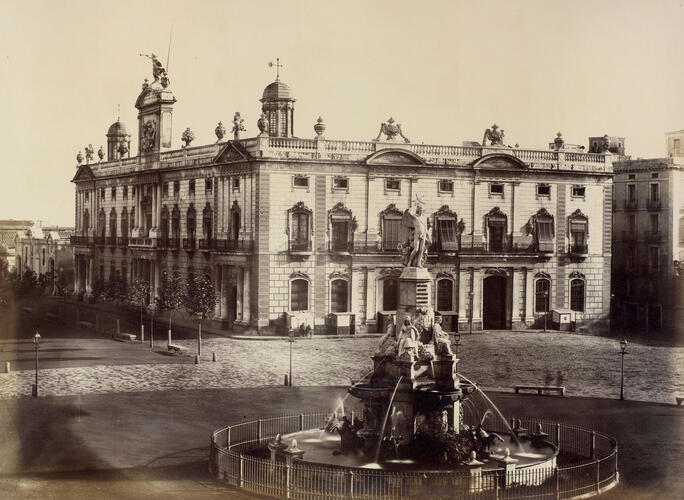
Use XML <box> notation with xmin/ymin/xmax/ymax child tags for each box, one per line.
<box><xmin>288</xmin><ymin>334</ymin><xmax>295</xmax><ymax>387</ymax></box>
<box><xmin>453</xmin><ymin>333</ymin><xmax>461</xmax><ymax>357</ymax></box>
<box><xmin>619</xmin><ymin>339</ymin><xmax>629</xmax><ymax>400</ymax></box>
<box><xmin>32</xmin><ymin>332</ymin><xmax>41</xmax><ymax>398</ymax></box>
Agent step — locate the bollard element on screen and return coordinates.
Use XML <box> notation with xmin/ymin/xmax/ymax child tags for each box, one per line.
<box><xmin>5</xmin><ymin>361</ymin><xmax>10</xmax><ymax>374</ymax></box>
<box><xmin>284</xmin><ymin>374</ymin><xmax>289</xmax><ymax>386</ymax></box>
<box><xmin>212</xmin><ymin>352</ymin><xmax>217</xmax><ymax>362</ymax></box>
<box><xmin>116</xmin><ymin>319</ymin><xmax>120</xmax><ymax>335</ymax></box>
<box><xmin>195</xmin><ymin>354</ymin><xmax>200</xmax><ymax>364</ymax></box>
<box><xmin>140</xmin><ymin>324</ymin><xmax>145</xmax><ymax>342</ymax></box>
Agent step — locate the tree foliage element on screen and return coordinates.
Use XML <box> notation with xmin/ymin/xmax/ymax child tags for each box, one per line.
<box><xmin>156</xmin><ymin>270</ymin><xmax>185</xmax><ymax>330</ymax></box>
<box><xmin>105</xmin><ymin>273</ymin><xmax>128</xmax><ymax>302</ymax></box>
<box><xmin>128</xmin><ymin>278</ymin><xmax>150</xmax><ymax>325</ymax></box>
<box><xmin>184</xmin><ymin>273</ymin><xmax>217</xmax><ymax>320</ymax></box>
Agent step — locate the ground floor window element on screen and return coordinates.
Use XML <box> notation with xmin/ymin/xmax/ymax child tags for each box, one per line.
<box><xmin>535</xmin><ymin>278</ymin><xmax>550</xmax><ymax>313</ymax></box>
<box><xmin>570</xmin><ymin>279</ymin><xmax>585</xmax><ymax>312</ymax></box>
<box><xmin>330</xmin><ymin>279</ymin><xmax>349</xmax><ymax>313</ymax></box>
<box><xmin>290</xmin><ymin>279</ymin><xmax>309</xmax><ymax>311</ymax></box>
<box><xmin>436</xmin><ymin>278</ymin><xmax>453</xmax><ymax>311</ymax></box>
<box><xmin>382</xmin><ymin>278</ymin><xmax>398</xmax><ymax>311</ymax></box>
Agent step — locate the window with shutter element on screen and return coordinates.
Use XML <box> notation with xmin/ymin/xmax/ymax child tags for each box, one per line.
<box><xmin>570</xmin><ymin>279</ymin><xmax>585</xmax><ymax>312</ymax></box>
<box><xmin>331</xmin><ymin>220</ymin><xmax>349</xmax><ymax>251</ymax></box>
<box><xmin>437</xmin><ymin>218</ymin><xmax>458</xmax><ymax>251</ymax></box>
<box><xmin>330</xmin><ymin>279</ymin><xmax>349</xmax><ymax>313</ymax></box>
<box><xmin>437</xmin><ymin>279</ymin><xmax>453</xmax><ymax>311</ymax></box>
<box><xmin>382</xmin><ymin>279</ymin><xmax>398</xmax><ymax>311</ymax></box>
<box><xmin>383</xmin><ymin>218</ymin><xmax>401</xmax><ymax>251</ymax></box>
<box><xmin>291</xmin><ymin>279</ymin><xmax>308</xmax><ymax>311</ymax></box>
<box><xmin>570</xmin><ymin>221</ymin><xmax>586</xmax><ymax>252</ymax></box>
<box><xmin>488</xmin><ymin>218</ymin><xmax>505</xmax><ymax>251</ymax></box>
<box><xmin>535</xmin><ymin>279</ymin><xmax>550</xmax><ymax>313</ymax></box>
<box><xmin>535</xmin><ymin>219</ymin><xmax>554</xmax><ymax>252</ymax></box>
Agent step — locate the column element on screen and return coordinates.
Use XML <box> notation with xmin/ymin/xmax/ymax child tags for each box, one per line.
<box><xmin>236</xmin><ymin>267</ymin><xmax>244</xmax><ymax>322</ymax></box>
<box><xmin>156</xmin><ymin>184</ymin><xmax>161</xmax><ymax>228</ymax></box>
<box><xmin>350</xmin><ymin>268</ymin><xmax>359</xmax><ymax>322</ymax></box>
<box><xmin>365</xmin><ymin>268</ymin><xmax>377</xmax><ymax>325</ymax></box>
<box><xmin>511</xmin><ymin>268</ymin><xmax>521</xmax><ymax>326</ymax></box>
<box><xmin>243</xmin><ymin>266</ymin><xmax>251</xmax><ymax>323</ymax></box>
<box><xmin>86</xmin><ymin>257</ymin><xmax>93</xmax><ymax>294</ymax></box>
<box><xmin>221</xmin><ymin>266</ymin><xmax>229</xmax><ymax>320</ymax></box>
<box><xmin>525</xmin><ymin>268</ymin><xmax>534</xmax><ymax>322</ymax></box>
<box><xmin>458</xmin><ymin>268</ymin><xmax>468</xmax><ymax>320</ymax></box>
<box><xmin>151</xmin><ymin>185</ymin><xmax>157</xmax><ymax>228</ymax></box>
<box><xmin>472</xmin><ymin>268</ymin><xmax>482</xmax><ymax>328</ymax></box>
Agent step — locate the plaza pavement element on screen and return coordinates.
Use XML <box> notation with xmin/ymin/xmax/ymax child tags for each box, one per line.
<box><xmin>0</xmin><ymin>387</ymin><xmax>681</xmax><ymax>500</ymax></box>
<box><xmin>1</xmin><ymin>331</ymin><xmax>682</xmax><ymax>404</ymax></box>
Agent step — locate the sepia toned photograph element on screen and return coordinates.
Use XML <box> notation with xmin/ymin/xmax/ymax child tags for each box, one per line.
<box><xmin>0</xmin><ymin>1</ymin><xmax>682</xmax><ymax>498</ymax></box>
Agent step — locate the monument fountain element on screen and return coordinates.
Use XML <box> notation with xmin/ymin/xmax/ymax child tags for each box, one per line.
<box><xmin>209</xmin><ymin>199</ymin><xmax>619</xmax><ymax>498</ymax></box>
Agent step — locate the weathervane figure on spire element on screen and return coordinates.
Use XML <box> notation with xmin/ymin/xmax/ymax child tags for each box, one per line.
<box><xmin>269</xmin><ymin>58</ymin><xmax>283</xmax><ymax>81</ymax></box>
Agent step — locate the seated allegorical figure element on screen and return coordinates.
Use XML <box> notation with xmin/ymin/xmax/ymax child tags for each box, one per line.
<box><xmin>397</xmin><ymin>317</ymin><xmax>418</xmax><ymax>360</ymax></box>
<box><xmin>377</xmin><ymin>320</ymin><xmax>398</xmax><ymax>356</ymax></box>
<box><xmin>433</xmin><ymin>314</ymin><xmax>454</xmax><ymax>358</ymax></box>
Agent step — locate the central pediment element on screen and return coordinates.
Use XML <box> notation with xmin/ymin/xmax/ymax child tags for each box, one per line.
<box><xmin>365</xmin><ymin>148</ymin><xmax>425</xmax><ymax>166</ymax></box>
<box><xmin>214</xmin><ymin>141</ymin><xmax>252</xmax><ymax>163</ymax></box>
<box><xmin>472</xmin><ymin>153</ymin><xmax>529</xmax><ymax>170</ymax></box>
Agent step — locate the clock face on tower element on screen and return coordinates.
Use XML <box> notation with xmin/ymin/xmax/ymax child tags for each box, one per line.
<box><xmin>141</xmin><ymin>118</ymin><xmax>157</xmax><ymax>153</ymax></box>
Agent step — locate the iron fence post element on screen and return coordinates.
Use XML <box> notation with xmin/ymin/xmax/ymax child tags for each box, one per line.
<box><xmin>257</xmin><ymin>418</ymin><xmax>262</xmax><ymax>444</ymax></box>
<box><xmin>300</xmin><ymin>413</ymin><xmax>304</xmax><ymax>431</ymax></box>
<box><xmin>286</xmin><ymin>463</ymin><xmax>292</xmax><ymax>499</ymax></box>
<box><xmin>591</xmin><ymin>430</ymin><xmax>596</xmax><ymax>458</ymax></box>
<box><xmin>227</xmin><ymin>427</ymin><xmax>231</xmax><ymax>448</ymax></box>
<box><xmin>556</xmin><ymin>423</ymin><xmax>561</xmax><ymax>448</ymax></box>
<box><xmin>595</xmin><ymin>458</ymin><xmax>600</xmax><ymax>494</ymax></box>
<box><xmin>555</xmin><ymin>466</ymin><xmax>560</xmax><ymax>500</ymax></box>
<box><xmin>347</xmin><ymin>469</ymin><xmax>354</xmax><ymax>499</ymax></box>
<box><xmin>494</xmin><ymin>470</ymin><xmax>500</xmax><ymax>499</ymax></box>
<box><xmin>238</xmin><ymin>453</ymin><xmax>244</xmax><ymax>488</ymax></box>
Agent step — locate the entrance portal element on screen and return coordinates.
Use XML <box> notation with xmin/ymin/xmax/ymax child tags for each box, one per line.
<box><xmin>483</xmin><ymin>275</ymin><xmax>507</xmax><ymax>329</ymax></box>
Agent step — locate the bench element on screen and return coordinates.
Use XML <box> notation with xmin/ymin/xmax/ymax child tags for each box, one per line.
<box><xmin>167</xmin><ymin>344</ymin><xmax>188</xmax><ymax>354</ymax></box>
<box><xmin>112</xmin><ymin>333</ymin><xmax>137</xmax><ymax>342</ymax></box>
<box><xmin>676</xmin><ymin>397</ymin><xmax>683</xmax><ymax>406</ymax></box>
<box><xmin>514</xmin><ymin>385</ymin><xmax>565</xmax><ymax>397</ymax></box>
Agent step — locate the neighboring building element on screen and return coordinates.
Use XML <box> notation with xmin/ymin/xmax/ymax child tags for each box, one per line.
<box><xmin>0</xmin><ymin>220</ymin><xmax>34</xmax><ymax>271</ymax></box>
<box><xmin>15</xmin><ymin>223</ymin><xmax>75</xmax><ymax>290</ymax></box>
<box><xmin>70</xmin><ymin>61</ymin><xmax>614</xmax><ymax>334</ymax></box>
<box><xmin>588</xmin><ymin>135</ymin><xmax>626</xmax><ymax>156</ymax></box>
<box><xmin>611</xmin><ymin>132</ymin><xmax>684</xmax><ymax>335</ymax></box>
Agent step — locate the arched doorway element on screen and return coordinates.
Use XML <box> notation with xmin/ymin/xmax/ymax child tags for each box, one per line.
<box><xmin>483</xmin><ymin>275</ymin><xmax>507</xmax><ymax>329</ymax></box>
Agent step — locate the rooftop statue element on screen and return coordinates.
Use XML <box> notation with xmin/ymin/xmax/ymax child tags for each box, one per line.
<box><xmin>482</xmin><ymin>124</ymin><xmax>505</xmax><ymax>146</ymax></box>
<box><xmin>399</xmin><ymin>199</ymin><xmax>432</xmax><ymax>268</ymax></box>
<box><xmin>140</xmin><ymin>53</ymin><xmax>170</xmax><ymax>88</ymax></box>
<box><xmin>232</xmin><ymin>112</ymin><xmax>246</xmax><ymax>139</ymax></box>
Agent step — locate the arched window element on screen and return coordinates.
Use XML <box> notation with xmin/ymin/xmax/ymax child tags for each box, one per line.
<box><xmin>568</xmin><ymin>209</ymin><xmax>588</xmax><ymax>254</ymax></box>
<box><xmin>570</xmin><ymin>279</ymin><xmax>585</xmax><ymax>312</ymax></box>
<box><xmin>160</xmin><ymin>206</ymin><xmax>169</xmax><ymax>242</ymax></box>
<box><xmin>380</xmin><ymin>204</ymin><xmax>402</xmax><ymax>252</ymax></box>
<box><xmin>485</xmin><ymin>207</ymin><xmax>507</xmax><ymax>252</ymax></box>
<box><xmin>202</xmin><ymin>203</ymin><xmax>213</xmax><ymax>241</ymax></box>
<box><xmin>186</xmin><ymin>204</ymin><xmax>196</xmax><ymax>240</ymax></box>
<box><xmin>109</xmin><ymin>208</ymin><xmax>117</xmax><ymax>241</ymax></box>
<box><xmin>98</xmin><ymin>209</ymin><xmax>106</xmax><ymax>238</ymax></box>
<box><xmin>171</xmin><ymin>205</ymin><xmax>180</xmax><ymax>241</ymax></box>
<box><xmin>288</xmin><ymin>202</ymin><xmax>312</xmax><ymax>252</ymax></box>
<box><xmin>329</xmin><ymin>202</ymin><xmax>353</xmax><ymax>252</ymax></box>
<box><xmin>531</xmin><ymin>208</ymin><xmax>554</xmax><ymax>253</ymax></box>
<box><xmin>330</xmin><ymin>279</ymin><xmax>349</xmax><ymax>313</ymax></box>
<box><xmin>433</xmin><ymin>205</ymin><xmax>460</xmax><ymax>252</ymax></box>
<box><xmin>290</xmin><ymin>278</ymin><xmax>309</xmax><ymax>311</ymax></box>
<box><xmin>436</xmin><ymin>278</ymin><xmax>454</xmax><ymax>311</ymax></box>
<box><xmin>120</xmin><ymin>208</ymin><xmax>128</xmax><ymax>242</ymax></box>
<box><xmin>382</xmin><ymin>278</ymin><xmax>399</xmax><ymax>311</ymax></box>
<box><xmin>535</xmin><ymin>278</ymin><xmax>551</xmax><ymax>313</ymax></box>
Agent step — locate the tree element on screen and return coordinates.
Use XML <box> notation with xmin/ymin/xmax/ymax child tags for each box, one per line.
<box><xmin>105</xmin><ymin>273</ymin><xmax>127</xmax><ymax>302</ymax></box>
<box><xmin>91</xmin><ymin>276</ymin><xmax>105</xmax><ymax>302</ymax></box>
<box><xmin>128</xmin><ymin>278</ymin><xmax>150</xmax><ymax>341</ymax></box>
<box><xmin>0</xmin><ymin>260</ymin><xmax>13</xmax><ymax>309</ymax></box>
<box><xmin>13</xmin><ymin>270</ymin><xmax>38</xmax><ymax>299</ymax></box>
<box><xmin>156</xmin><ymin>270</ymin><xmax>184</xmax><ymax>346</ymax></box>
<box><xmin>184</xmin><ymin>272</ymin><xmax>217</xmax><ymax>358</ymax></box>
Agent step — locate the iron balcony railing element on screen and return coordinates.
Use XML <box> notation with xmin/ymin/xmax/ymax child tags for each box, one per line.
<box><xmin>646</xmin><ymin>198</ymin><xmax>661</xmax><ymax>210</ymax></box>
<box><xmin>624</xmin><ymin>199</ymin><xmax>638</xmax><ymax>210</ymax></box>
<box><xmin>215</xmin><ymin>239</ymin><xmax>254</xmax><ymax>253</ymax></box>
<box><xmin>129</xmin><ymin>237</ymin><xmax>154</xmax><ymax>247</ymax></box>
<box><xmin>644</xmin><ymin>230</ymin><xmax>661</xmax><ymax>242</ymax></box>
<box><xmin>107</xmin><ymin>236</ymin><xmax>117</xmax><ymax>247</ymax></box>
<box><xmin>183</xmin><ymin>238</ymin><xmax>196</xmax><ymax>251</ymax></box>
<box><xmin>70</xmin><ymin>235</ymin><xmax>94</xmax><ymax>246</ymax></box>
<box><xmin>117</xmin><ymin>236</ymin><xmax>128</xmax><ymax>248</ymax></box>
<box><xmin>329</xmin><ymin>239</ymin><xmax>354</xmax><ymax>253</ymax></box>
<box><xmin>199</xmin><ymin>238</ymin><xmax>216</xmax><ymax>250</ymax></box>
<box><xmin>94</xmin><ymin>236</ymin><xmax>105</xmax><ymax>247</ymax></box>
<box><xmin>289</xmin><ymin>240</ymin><xmax>312</xmax><ymax>253</ymax></box>
<box><xmin>621</xmin><ymin>231</ymin><xmax>637</xmax><ymax>242</ymax></box>
<box><xmin>568</xmin><ymin>243</ymin><xmax>589</xmax><ymax>256</ymax></box>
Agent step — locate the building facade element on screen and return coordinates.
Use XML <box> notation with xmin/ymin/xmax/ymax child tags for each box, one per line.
<box><xmin>611</xmin><ymin>130</ymin><xmax>684</xmax><ymax>335</ymax></box>
<box><xmin>71</xmin><ymin>63</ymin><xmax>613</xmax><ymax>334</ymax></box>
<box><xmin>15</xmin><ymin>223</ymin><xmax>75</xmax><ymax>290</ymax></box>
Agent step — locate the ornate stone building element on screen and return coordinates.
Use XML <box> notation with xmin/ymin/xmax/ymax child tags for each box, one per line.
<box><xmin>611</xmin><ymin>131</ymin><xmax>684</xmax><ymax>335</ymax></box>
<box><xmin>71</xmin><ymin>62</ymin><xmax>614</xmax><ymax>333</ymax></box>
<box><xmin>14</xmin><ymin>223</ymin><xmax>74</xmax><ymax>291</ymax></box>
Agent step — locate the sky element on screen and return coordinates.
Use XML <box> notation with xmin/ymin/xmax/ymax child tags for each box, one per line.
<box><xmin>0</xmin><ymin>0</ymin><xmax>682</xmax><ymax>226</ymax></box>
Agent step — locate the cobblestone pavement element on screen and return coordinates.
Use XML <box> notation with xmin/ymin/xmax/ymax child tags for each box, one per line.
<box><xmin>1</xmin><ymin>332</ymin><xmax>682</xmax><ymax>404</ymax></box>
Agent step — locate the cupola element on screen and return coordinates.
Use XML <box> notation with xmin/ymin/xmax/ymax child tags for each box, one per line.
<box><xmin>259</xmin><ymin>58</ymin><xmax>295</xmax><ymax>138</ymax></box>
<box><xmin>106</xmin><ymin>118</ymin><xmax>131</xmax><ymax>160</ymax></box>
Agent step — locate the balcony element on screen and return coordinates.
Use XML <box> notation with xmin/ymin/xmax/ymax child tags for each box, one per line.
<box><xmin>289</xmin><ymin>239</ymin><xmax>312</xmax><ymax>255</ymax></box>
<box><xmin>459</xmin><ymin>239</ymin><xmax>539</xmax><ymax>255</ymax></box>
<box><xmin>198</xmin><ymin>238</ymin><xmax>216</xmax><ymax>251</ymax></box>
<box><xmin>215</xmin><ymin>239</ymin><xmax>254</xmax><ymax>253</ymax></box>
<box><xmin>129</xmin><ymin>237</ymin><xmax>154</xmax><ymax>247</ymax></box>
<box><xmin>568</xmin><ymin>244</ymin><xmax>589</xmax><ymax>257</ymax></box>
<box><xmin>621</xmin><ymin>231</ymin><xmax>637</xmax><ymax>242</ymax></box>
<box><xmin>165</xmin><ymin>237</ymin><xmax>180</xmax><ymax>250</ymax></box>
<box><xmin>644</xmin><ymin>230</ymin><xmax>662</xmax><ymax>243</ymax></box>
<box><xmin>329</xmin><ymin>239</ymin><xmax>354</xmax><ymax>254</ymax></box>
<box><xmin>94</xmin><ymin>236</ymin><xmax>105</xmax><ymax>247</ymax></box>
<box><xmin>70</xmin><ymin>235</ymin><xmax>93</xmax><ymax>246</ymax></box>
<box><xmin>623</xmin><ymin>199</ymin><xmax>638</xmax><ymax>210</ymax></box>
<box><xmin>117</xmin><ymin>236</ymin><xmax>128</xmax><ymax>248</ymax></box>
<box><xmin>107</xmin><ymin>236</ymin><xmax>117</xmax><ymax>248</ymax></box>
<box><xmin>183</xmin><ymin>238</ymin><xmax>196</xmax><ymax>251</ymax></box>
<box><xmin>646</xmin><ymin>198</ymin><xmax>661</xmax><ymax>211</ymax></box>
